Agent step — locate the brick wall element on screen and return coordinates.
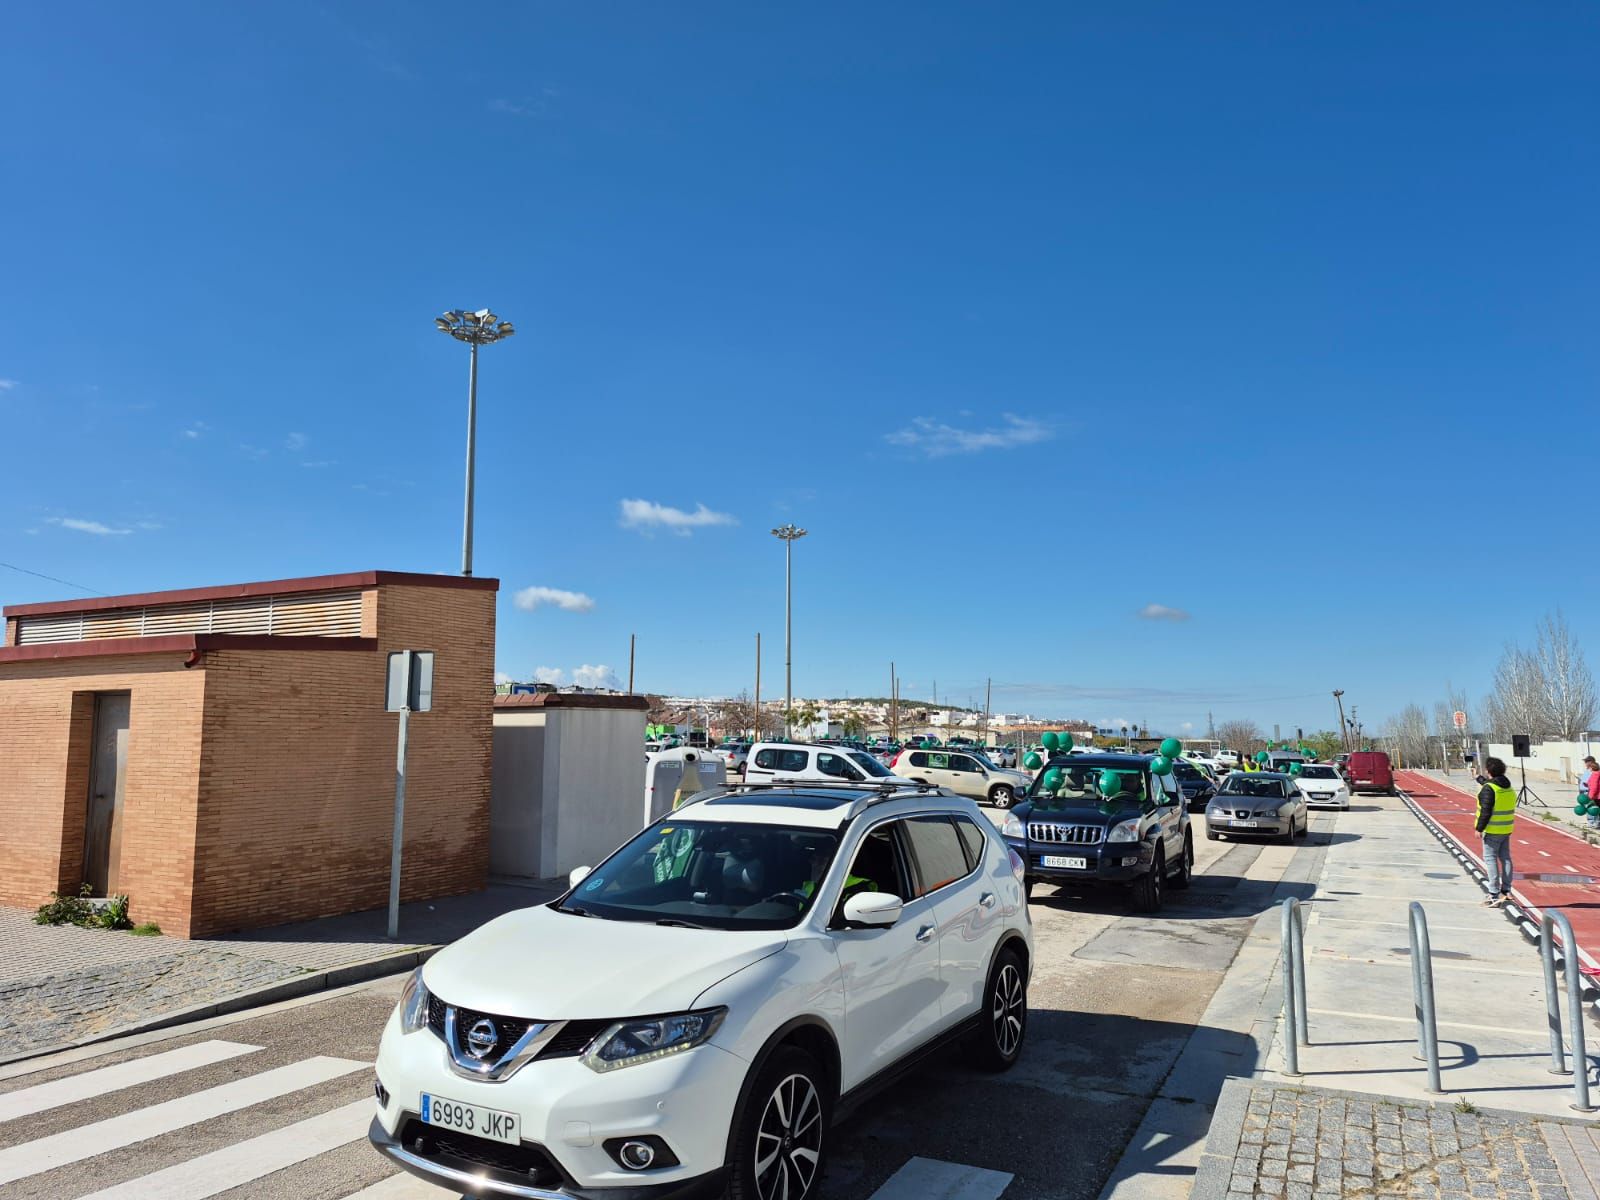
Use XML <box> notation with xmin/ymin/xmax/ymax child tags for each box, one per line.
<box><xmin>187</xmin><ymin>583</ymin><xmax>493</xmax><ymax>935</ymax></box>
<box><xmin>0</xmin><ymin>655</ymin><xmax>205</xmax><ymax>932</ymax></box>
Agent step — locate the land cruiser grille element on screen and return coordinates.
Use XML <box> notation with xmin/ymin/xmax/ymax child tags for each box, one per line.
<box><xmin>1028</xmin><ymin>823</ymin><xmax>1103</xmax><ymax>845</ymax></box>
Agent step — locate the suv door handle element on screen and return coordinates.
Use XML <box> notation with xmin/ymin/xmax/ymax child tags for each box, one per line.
<box><xmin>915</xmin><ymin>925</ymin><xmax>936</xmax><ymax>943</ymax></box>
<box><xmin>979</xmin><ymin>892</ymin><xmax>996</xmax><ymax>909</ymax></box>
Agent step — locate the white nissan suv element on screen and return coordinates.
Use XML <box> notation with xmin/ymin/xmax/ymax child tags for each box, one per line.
<box><xmin>369</xmin><ymin>783</ymin><xmax>1033</xmax><ymax>1200</ymax></box>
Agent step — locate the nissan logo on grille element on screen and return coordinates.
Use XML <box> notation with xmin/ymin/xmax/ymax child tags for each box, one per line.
<box><xmin>465</xmin><ymin>1018</ymin><xmax>499</xmax><ymax>1061</ymax></box>
<box><xmin>1028</xmin><ymin>823</ymin><xmax>1103</xmax><ymax>846</ymax></box>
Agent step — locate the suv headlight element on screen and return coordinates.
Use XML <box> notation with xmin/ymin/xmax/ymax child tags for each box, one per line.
<box><xmin>582</xmin><ymin>1008</ymin><xmax>727</xmax><ymax>1072</ymax></box>
<box><xmin>398</xmin><ymin>967</ymin><xmax>431</xmax><ymax>1034</ymax></box>
<box><xmin>1002</xmin><ymin>813</ymin><xmax>1025</xmax><ymax>839</ymax></box>
<box><xmin>1106</xmin><ymin>818</ymin><xmax>1142</xmax><ymax>843</ymax></box>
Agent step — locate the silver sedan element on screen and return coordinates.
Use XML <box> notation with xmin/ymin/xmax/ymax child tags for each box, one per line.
<box><xmin>1205</xmin><ymin>773</ymin><xmax>1308</xmax><ymax>843</ymax></box>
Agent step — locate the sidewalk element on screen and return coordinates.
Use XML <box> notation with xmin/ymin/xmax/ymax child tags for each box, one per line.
<box><xmin>0</xmin><ymin>878</ymin><xmax>561</xmax><ymax>1062</ymax></box>
<box><xmin>1187</xmin><ymin>791</ymin><xmax>1600</xmax><ymax>1199</ymax></box>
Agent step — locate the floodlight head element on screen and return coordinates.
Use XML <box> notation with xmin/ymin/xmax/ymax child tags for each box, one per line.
<box><xmin>435</xmin><ymin>307</ymin><xmax>516</xmax><ymax>345</ymax></box>
<box><xmin>770</xmin><ymin>524</ymin><xmax>808</xmax><ymax>542</ymax></box>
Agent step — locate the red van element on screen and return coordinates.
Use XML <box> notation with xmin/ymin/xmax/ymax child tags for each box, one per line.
<box><xmin>1346</xmin><ymin>750</ymin><xmax>1395</xmax><ymax>794</ymax></box>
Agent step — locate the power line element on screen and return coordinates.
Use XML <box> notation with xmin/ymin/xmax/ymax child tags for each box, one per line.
<box><xmin>0</xmin><ymin>560</ymin><xmax>105</xmax><ymax>597</ymax></box>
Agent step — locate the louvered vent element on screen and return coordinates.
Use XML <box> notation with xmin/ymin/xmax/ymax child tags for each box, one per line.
<box><xmin>16</xmin><ymin>591</ymin><xmax>363</xmax><ymax>645</ymax></box>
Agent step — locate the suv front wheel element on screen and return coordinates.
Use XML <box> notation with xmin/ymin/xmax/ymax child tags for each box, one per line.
<box><xmin>1132</xmin><ymin>847</ymin><xmax>1165</xmax><ymax>912</ymax></box>
<box><xmin>988</xmin><ymin>784</ymin><xmax>1015</xmax><ymax>809</ymax></box>
<box><xmin>727</xmin><ymin>1045</ymin><xmax>830</xmax><ymax>1200</ymax></box>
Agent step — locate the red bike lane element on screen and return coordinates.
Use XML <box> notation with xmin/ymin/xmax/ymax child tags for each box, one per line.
<box><xmin>1397</xmin><ymin>769</ymin><xmax>1600</xmax><ymax>971</ymax></box>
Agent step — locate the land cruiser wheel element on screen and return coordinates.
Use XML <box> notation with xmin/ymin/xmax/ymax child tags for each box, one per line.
<box><xmin>727</xmin><ymin>1046</ymin><xmax>829</xmax><ymax>1200</ymax></box>
<box><xmin>1132</xmin><ymin>847</ymin><xmax>1165</xmax><ymax>913</ymax></box>
<box><xmin>1170</xmin><ymin>833</ymin><xmax>1194</xmax><ymax>889</ymax></box>
<box><xmin>989</xmin><ymin>784</ymin><xmax>1015</xmax><ymax>809</ymax></box>
<box><xmin>966</xmin><ymin>947</ymin><xmax>1027</xmax><ymax>1072</ymax></box>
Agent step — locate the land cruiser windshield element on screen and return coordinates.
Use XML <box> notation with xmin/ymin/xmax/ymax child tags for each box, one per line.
<box><xmin>1028</xmin><ymin>763</ymin><xmax>1152</xmax><ymax>811</ymax></box>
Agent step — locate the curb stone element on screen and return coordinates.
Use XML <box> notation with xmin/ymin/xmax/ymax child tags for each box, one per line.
<box><xmin>1188</xmin><ymin>1076</ymin><xmax>1253</xmax><ymax>1200</ymax></box>
<box><xmin>0</xmin><ymin>945</ymin><xmax>435</xmax><ymax>1068</ymax></box>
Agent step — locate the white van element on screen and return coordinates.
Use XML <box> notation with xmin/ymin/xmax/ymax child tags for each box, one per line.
<box><xmin>742</xmin><ymin>742</ymin><xmax>913</xmax><ymax>786</ymax></box>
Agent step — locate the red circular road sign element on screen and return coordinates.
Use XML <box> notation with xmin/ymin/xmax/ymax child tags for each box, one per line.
<box><xmin>1453</xmin><ymin>710</ymin><xmax>1467</xmax><ymax>729</ymax></box>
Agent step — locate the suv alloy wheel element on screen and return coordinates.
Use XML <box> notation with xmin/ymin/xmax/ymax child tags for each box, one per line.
<box><xmin>989</xmin><ymin>784</ymin><xmax>1015</xmax><ymax>809</ymax></box>
<box><xmin>727</xmin><ymin>1046</ymin><xmax>830</xmax><ymax>1200</ymax></box>
<box><xmin>967</xmin><ymin>948</ymin><xmax>1028</xmax><ymax>1072</ymax></box>
<box><xmin>1170</xmin><ymin>833</ymin><xmax>1194</xmax><ymax>889</ymax></box>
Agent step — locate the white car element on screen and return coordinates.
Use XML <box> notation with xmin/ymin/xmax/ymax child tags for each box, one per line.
<box><xmin>712</xmin><ymin>743</ymin><xmax>752</xmax><ymax>774</ymax></box>
<box><xmin>369</xmin><ymin>783</ymin><xmax>1033</xmax><ymax>1199</ymax></box>
<box><xmin>890</xmin><ymin>747</ymin><xmax>1034</xmax><ymax>809</ymax></box>
<box><xmin>1294</xmin><ymin>763</ymin><xmax>1351</xmax><ymax>809</ymax></box>
<box><xmin>742</xmin><ymin>741</ymin><xmax>914</xmax><ymax>787</ymax></box>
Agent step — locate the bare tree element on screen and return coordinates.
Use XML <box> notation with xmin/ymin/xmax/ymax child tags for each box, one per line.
<box><xmin>1534</xmin><ymin>610</ymin><xmax>1597</xmax><ymax>741</ymax></box>
<box><xmin>1388</xmin><ymin>704</ymin><xmax>1431</xmax><ymax>767</ymax></box>
<box><xmin>1216</xmin><ymin>719</ymin><xmax>1263</xmax><ymax>754</ymax></box>
<box><xmin>1487</xmin><ymin>642</ymin><xmax>1550</xmax><ymax>740</ymax></box>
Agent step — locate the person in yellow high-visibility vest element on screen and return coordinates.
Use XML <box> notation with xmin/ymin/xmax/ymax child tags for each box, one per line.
<box><xmin>1474</xmin><ymin>756</ymin><xmax>1517</xmax><ymax>907</ymax></box>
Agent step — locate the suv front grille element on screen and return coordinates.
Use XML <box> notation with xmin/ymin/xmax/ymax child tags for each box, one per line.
<box><xmin>1028</xmin><ymin>823</ymin><xmax>1103</xmax><ymax>845</ymax></box>
<box><xmin>426</xmin><ymin>995</ymin><xmax>610</xmax><ymax>1065</ymax></box>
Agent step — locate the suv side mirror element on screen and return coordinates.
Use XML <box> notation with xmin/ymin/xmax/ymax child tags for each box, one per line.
<box><xmin>840</xmin><ymin>892</ymin><xmax>903</xmax><ymax>929</ymax></box>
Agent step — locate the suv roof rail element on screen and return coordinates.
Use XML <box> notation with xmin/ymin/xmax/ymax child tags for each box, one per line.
<box><xmin>672</xmin><ymin>779</ymin><xmax>949</xmax><ymax>813</ymax></box>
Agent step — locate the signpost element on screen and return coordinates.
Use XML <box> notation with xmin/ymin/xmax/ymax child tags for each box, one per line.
<box><xmin>385</xmin><ymin>651</ymin><xmax>434</xmax><ymax>939</ymax></box>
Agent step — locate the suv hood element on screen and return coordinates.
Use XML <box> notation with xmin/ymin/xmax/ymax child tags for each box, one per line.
<box><xmin>992</xmin><ymin>768</ymin><xmax>1033</xmax><ymax>788</ymax></box>
<box><xmin>1019</xmin><ymin>798</ymin><xmax>1149</xmax><ymax>825</ymax></box>
<box><xmin>422</xmin><ymin>904</ymin><xmax>787</xmax><ymax>1020</ymax></box>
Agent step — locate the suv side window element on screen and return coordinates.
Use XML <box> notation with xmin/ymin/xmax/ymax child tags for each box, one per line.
<box><xmin>835</xmin><ymin>823</ymin><xmax>913</xmax><ymax>917</ymax></box>
<box><xmin>753</xmin><ymin>748</ymin><xmax>779</xmax><ymax>770</ymax></box>
<box><xmin>949</xmin><ymin>754</ymin><xmax>977</xmax><ymax>773</ymax></box>
<box><xmin>953</xmin><ymin>816</ymin><xmax>988</xmax><ymax>870</ymax></box>
<box><xmin>904</xmin><ymin>816</ymin><xmax>975</xmax><ymax>896</ymax></box>
<box><xmin>910</xmin><ymin>751</ymin><xmax>928</xmax><ymax>768</ymax></box>
<box><xmin>754</xmin><ymin>748</ymin><xmax>808</xmax><ymax>772</ymax></box>
<box><xmin>928</xmin><ymin>752</ymin><xmax>949</xmax><ymax>770</ymax></box>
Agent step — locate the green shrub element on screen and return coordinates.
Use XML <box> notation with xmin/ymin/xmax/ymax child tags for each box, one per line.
<box><xmin>34</xmin><ymin>884</ymin><xmax>134</xmax><ymax>931</ymax></box>
<box><xmin>130</xmin><ymin>922</ymin><xmax>162</xmax><ymax>937</ymax></box>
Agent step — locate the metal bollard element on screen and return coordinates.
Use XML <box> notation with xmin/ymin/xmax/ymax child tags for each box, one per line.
<box><xmin>1280</xmin><ymin>898</ymin><xmax>1308</xmax><ymax>1075</ymax></box>
<box><xmin>1408</xmin><ymin>902</ymin><xmax>1443</xmax><ymax>1094</ymax></box>
<box><xmin>1539</xmin><ymin>910</ymin><xmax>1596</xmax><ymax>1112</ymax></box>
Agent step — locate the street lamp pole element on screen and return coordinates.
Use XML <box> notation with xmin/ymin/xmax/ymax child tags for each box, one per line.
<box><xmin>436</xmin><ymin>308</ymin><xmax>515</xmax><ymax>577</ymax></box>
<box><xmin>771</xmin><ymin>524</ymin><xmax>807</xmax><ymax>737</ymax></box>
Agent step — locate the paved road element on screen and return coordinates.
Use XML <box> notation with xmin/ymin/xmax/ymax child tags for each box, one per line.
<box><xmin>0</xmin><ymin>810</ymin><xmax>1335</xmax><ymax>1199</ymax></box>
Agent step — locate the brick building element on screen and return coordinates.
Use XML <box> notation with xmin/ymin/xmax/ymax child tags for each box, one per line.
<box><xmin>0</xmin><ymin>570</ymin><xmax>496</xmax><ymax>937</ymax></box>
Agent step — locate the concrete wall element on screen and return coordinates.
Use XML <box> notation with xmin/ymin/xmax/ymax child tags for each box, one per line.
<box><xmin>491</xmin><ymin>705</ymin><xmax>646</xmax><ymax>879</ymax></box>
<box><xmin>1487</xmin><ymin>739</ymin><xmax>1598</xmax><ymax>785</ymax></box>
<box><xmin>0</xmin><ymin>654</ymin><xmax>206</xmax><ymax>931</ymax></box>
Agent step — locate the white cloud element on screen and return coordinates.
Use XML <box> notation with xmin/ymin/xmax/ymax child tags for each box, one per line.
<box><xmin>533</xmin><ymin>666</ymin><xmax>565</xmax><ymax>684</ymax></box>
<box><xmin>0</xmin><ymin>379</ymin><xmax>19</xmax><ymax>390</ymax></box>
<box><xmin>885</xmin><ymin>413</ymin><xmax>1053</xmax><ymax>458</ymax></box>
<box><xmin>135</xmin><ymin>520</ymin><xmax>162</xmax><ymax>531</ymax></box>
<box><xmin>1180</xmin><ymin>721</ymin><xmax>1195</xmax><ymax>732</ymax></box>
<box><xmin>300</xmin><ymin>460</ymin><xmax>334</xmax><ymax>469</ymax></box>
<box><xmin>1099</xmin><ymin>716</ymin><xmax>1133</xmax><ymax>731</ymax></box>
<box><xmin>1137</xmin><ymin>604</ymin><xmax>1191</xmax><ymax>622</ymax></box>
<box><xmin>181</xmin><ymin>421</ymin><xmax>207</xmax><ymax>440</ymax></box>
<box><xmin>285</xmin><ymin>432</ymin><xmax>308</xmax><ymax>451</ymax></box>
<box><xmin>240</xmin><ymin>444</ymin><xmax>269</xmax><ymax>460</ymax></box>
<box><xmin>619</xmin><ymin>498</ymin><xmax>737</xmax><ymax>536</ymax></box>
<box><xmin>494</xmin><ymin>671</ymin><xmax>512</xmax><ymax>685</ymax></box>
<box><xmin>513</xmin><ymin>586</ymin><xmax>596</xmax><ymax>613</ymax></box>
<box><xmin>47</xmin><ymin>517</ymin><xmax>131</xmax><ymax>536</ymax></box>
<box><xmin>572</xmin><ymin>664</ymin><xmax>620</xmax><ymax>689</ymax></box>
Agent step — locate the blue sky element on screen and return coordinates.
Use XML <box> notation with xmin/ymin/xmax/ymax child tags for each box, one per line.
<box><xmin>2</xmin><ymin>3</ymin><xmax>1596</xmax><ymax>736</ymax></box>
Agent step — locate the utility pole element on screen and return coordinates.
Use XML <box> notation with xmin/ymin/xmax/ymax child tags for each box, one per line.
<box><xmin>628</xmin><ymin>634</ymin><xmax>636</xmax><ymax>694</ymax></box>
<box><xmin>984</xmin><ymin>678</ymin><xmax>992</xmax><ymax>743</ymax></box>
<box><xmin>771</xmin><ymin>525</ymin><xmax>807</xmax><ymax>738</ymax></box>
<box><xmin>754</xmin><ymin>633</ymin><xmax>762</xmax><ymax>741</ymax></box>
<box><xmin>1207</xmin><ymin>710</ymin><xmax>1215</xmax><ymax>741</ymax></box>
<box><xmin>1333</xmin><ymin>690</ymin><xmax>1348</xmax><ymax>751</ymax></box>
<box><xmin>889</xmin><ymin>663</ymin><xmax>897</xmax><ymax>741</ymax></box>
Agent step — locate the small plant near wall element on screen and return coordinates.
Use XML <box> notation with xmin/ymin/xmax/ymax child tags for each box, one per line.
<box><xmin>34</xmin><ymin>884</ymin><xmax>134</xmax><ymax>931</ymax></box>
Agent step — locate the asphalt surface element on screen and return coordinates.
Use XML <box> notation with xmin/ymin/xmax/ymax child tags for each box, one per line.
<box><xmin>0</xmin><ymin>807</ymin><xmax>1338</xmax><ymax>1200</ymax></box>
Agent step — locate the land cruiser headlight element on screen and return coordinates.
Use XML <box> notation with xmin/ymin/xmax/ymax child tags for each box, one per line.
<box><xmin>1002</xmin><ymin>813</ymin><xmax>1025</xmax><ymax>839</ymax></box>
<box><xmin>582</xmin><ymin>1008</ymin><xmax>727</xmax><ymax>1072</ymax></box>
<box><xmin>398</xmin><ymin>967</ymin><xmax>431</xmax><ymax>1034</ymax></box>
<box><xmin>1105</xmin><ymin>818</ymin><xmax>1142</xmax><ymax>843</ymax></box>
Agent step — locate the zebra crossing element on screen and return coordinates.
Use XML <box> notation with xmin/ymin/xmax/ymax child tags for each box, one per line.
<box><xmin>0</xmin><ymin>1025</ymin><xmax>1015</xmax><ymax>1200</ymax></box>
<box><xmin>0</xmin><ymin>1037</ymin><xmax>453</xmax><ymax>1199</ymax></box>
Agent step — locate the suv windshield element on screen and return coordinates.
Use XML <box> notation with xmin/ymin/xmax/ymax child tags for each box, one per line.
<box><xmin>847</xmin><ymin>751</ymin><xmax>893</xmax><ymax>778</ymax></box>
<box><xmin>1299</xmin><ymin>765</ymin><xmax>1338</xmax><ymax>779</ymax></box>
<box><xmin>1029</xmin><ymin>763</ymin><xmax>1151</xmax><ymax>810</ymax></box>
<box><xmin>564</xmin><ymin>821</ymin><xmax>839</xmax><ymax>930</ymax></box>
<box><xmin>1219</xmin><ymin>776</ymin><xmax>1289</xmax><ymax>798</ymax></box>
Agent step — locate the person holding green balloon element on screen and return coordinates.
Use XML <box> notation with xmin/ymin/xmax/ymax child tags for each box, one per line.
<box><xmin>1580</xmin><ymin>755</ymin><xmax>1600</xmax><ymax>830</ymax></box>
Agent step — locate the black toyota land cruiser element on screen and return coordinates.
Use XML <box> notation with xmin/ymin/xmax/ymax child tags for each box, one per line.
<box><xmin>1000</xmin><ymin>753</ymin><xmax>1193</xmax><ymax>912</ymax></box>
